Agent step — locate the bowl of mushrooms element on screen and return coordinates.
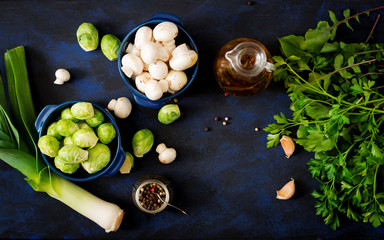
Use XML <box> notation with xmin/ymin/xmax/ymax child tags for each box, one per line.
<box><xmin>117</xmin><ymin>12</ymin><xmax>199</xmax><ymax>108</ymax></box>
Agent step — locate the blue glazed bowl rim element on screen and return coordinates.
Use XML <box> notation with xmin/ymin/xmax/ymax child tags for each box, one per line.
<box><xmin>36</xmin><ymin>100</ymin><xmax>123</xmax><ymax>182</ymax></box>
<box><xmin>117</xmin><ymin>14</ymin><xmax>199</xmax><ymax>108</ymax></box>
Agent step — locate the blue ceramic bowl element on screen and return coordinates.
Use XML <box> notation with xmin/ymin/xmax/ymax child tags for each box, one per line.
<box><xmin>35</xmin><ymin>101</ymin><xmax>126</xmax><ymax>182</ymax></box>
<box><xmin>117</xmin><ymin>12</ymin><xmax>199</xmax><ymax>108</ymax></box>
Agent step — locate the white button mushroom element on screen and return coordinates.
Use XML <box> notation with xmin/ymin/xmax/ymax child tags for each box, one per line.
<box><xmin>158</xmin><ymin>79</ymin><xmax>169</xmax><ymax>93</ymax></box>
<box><xmin>171</xmin><ymin>43</ymin><xmax>190</xmax><ymax>57</ymax></box>
<box><xmin>140</xmin><ymin>41</ymin><xmax>159</xmax><ymax>65</ymax></box>
<box><xmin>135</xmin><ymin>72</ymin><xmax>153</xmax><ymax>93</ymax></box>
<box><xmin>162</xmin><ymin>39</ymin><xmax>176</xmax><ymax>47</ymax></box>
<box><xmin>107</xmin><ymin>97</ymin><xmax>132</xmax><ymax>119</ymax></box>
<box><xmin>144</xmin><ymin>80</ymin><xmax>163</xmax><ymax>100</ymax></box>
<box><xmin>165</xmin><ymin>70</ymin><xmax>188</xmax><ymax>92</ymax></box>
<box><xmin>148</xmin><ymin>60</ymin><xmax>168</xmax><ymax>80</ymax></box>
<box><xmin>125</xmin><ymin>43</ymin><xmax>141</xmax><ymax>57</ymax></box>
<box><xmin>156</xmin><ymin>143</ymin><xmax>176</xmax><ymax>164</ymax></box>
<box><xmin>153</xmin><ymin>22</ymin><xmax>178</xmax><ymax>42</ymax></box>
<box><xmin>54</xmin><ymin>68</ymin><xmax>71</xmax><ymax>85</ymax></box>
<box><xmin>169</xmin><ymin>50</ymin><xmax>198</xmax><ymax>71</ymax></box>
<box><xmin>134</xmin><ymin>26</ymin><xmax>153</xmax><ymax>50</ymax></box>
<box><xmin>121</xmin><ymin>53</ymin><xmax>144</xmax><ymax>76</ymax></box>
<box><xmin>155</xmin><ymin>42</ymin><xmax>170</xmax><ymax>62</ymax></box>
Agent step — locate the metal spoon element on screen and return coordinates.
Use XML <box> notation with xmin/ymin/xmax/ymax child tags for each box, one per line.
<box><xmin>154</xmin><ymin>193</ymin><xmax>190</xmax><ymax>216</ymax></box>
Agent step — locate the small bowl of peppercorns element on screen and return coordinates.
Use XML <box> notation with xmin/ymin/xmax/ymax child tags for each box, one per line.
<box><xmin>132</xmin><ymin>174</ymin><xmax>173</xmax><ymax>214</ymax></box>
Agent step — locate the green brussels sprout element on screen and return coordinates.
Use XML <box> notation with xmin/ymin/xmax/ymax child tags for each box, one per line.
<box><xmin>119</xmin><ymin>152</ymin><xmax>134</xmax><ymax>174</ymax></box>
<box><xmin>47</xmin><ymin>122</ymin><xmax>62</xmax><ymax>140</ymax></box>
<box><xmin>100</xmin><ymin>34</ymin><xmax>121</xmax><ymax>61</ymax></box>
<box><xmin>54</xmin><ymin>156</ymin><xmax>80</xmax><ymax>174</ymax></box>
<box><xmin>78</xmin><ymin>121</ymin><xmax>92</xmax><ymax>130</ymax></box>
<box><xmin>61</xmin><ymin>108</ymin><xmax>79</xmax><ymax>122</ymax></box>
<box><xmin>85</xmin><ymin>109</ymin><xmax>104</xmax><ymax>127</ymax></box>
<box><xmin>158</xmin><ymin>104</ymin><xmax>181</xmax><ymax>124</ymax></box>
<box><xmin>97</xmin><ymin>123</ymin><xmax>116</xmax><ymax>144</ymax></box>
<box><xmin>71</xmin><ymin>102</ymin><xmax>94</xmax><ymax>120</ymax></box>
<box><xmin>81</xmin><ymin>143</ymin><xmax>111</xmax><ymax>174</ymax></box>
<box><xmin>72</xmin><ymin>128</ymin><xmax>99</xmax><ymax>148</ymax></box>
<box><xmin>56</xmin><ymin>119</ymin><xmax>79</xmax><ymax>137</ymax></box>
<box><xmin>76</xmin><ymin>22</ymin><xmax>99</xmax><ymax>52</ymax></box>
<box><xmin>38</xmin><ymin>135</ymin><xmax>61</xmax><ymax>157</ymax></box>
<box><xmin>132</xmin><ymin>129</ymin><xmax>154</xmax><ymax>158</ymax></box>
<box><xmin>57</xmin><ymin>145</ymin><xmax>88</xmax><ymax>164</ymax></box>
<box><xmin>63</xmin><ymin>136</ymin><xmax>74</xmax><ymax>145</ymax></box>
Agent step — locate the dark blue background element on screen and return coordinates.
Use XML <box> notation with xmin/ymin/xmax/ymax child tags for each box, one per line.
<box><xmin>1</xmin><ymin>0</ymin><xmax>384</xmax><ymax>239</ymax></box>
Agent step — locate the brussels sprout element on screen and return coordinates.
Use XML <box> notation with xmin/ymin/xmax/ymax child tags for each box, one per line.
<box><xmin>38</xmin><ymin>135</ymin><xmax>61</xmax><ymax>157</ymax></box>
<box><xmin>71</xmin><ymin>102</ymin><xmax>94</xmax><ymax>120</ymax></box>
<box><xmin>72</xmin><ymin>128</ymin><xmax>99</xmax><ymax>148</ymax></box>
<box><xmin>63</xmin><ymin>136</ymin><xmax>74</xmax><ymax>145</ymax></box>
<box><xmin>56</xmin><ymin>119</ymin><xmax>79</xmax><ymax>137</ymax></box>
<box><xmin>76</xmin><ymin>22</ymin><xmax>99</xmax><ymax>52</ymax></box>
<box><xmin>47</xmin><ymin>122</ymin><xmax>62</xmax><ymax>140</ymax></box>
<box><xmin>119</xmin><ymin>152</ymin><xmax>134</xmax><ymax>174</ymax></box>
<box><xmin>132</xmin><ymin>129</ymin><xmax>154</xmax><ymax>158</ymax></box>
<box><xmin>100</xmin><ymin>34</ymin><xmax>121</xmax><ymax>61</ymax></box>
<box><xmin>57</xmin><ymin>145</ymin><xmax>88</xmax><ymax>164</ymax></box>
<box><xmin>61</xmin><ymin>108</ymin><xmax>79</xmax><ymax>122</ymax></box>
<box><xmin>54</xmin><ymin>156</ymin><xmax>80</xmax><ymax>174</ymax></box>
<box><xmin>158</xmin><ymin>104</ymin><xmax>181</xmax><ymax>124</ymax></box>
<box><xmin>85</xmin><ymin>109</ymin><xmax>104</xmax><ymax>127</ymax></box>
<box><xmin>81</xmin><ymin>143</ymin><xmax>111</xmax><ymax>174</ymax></box>
<box><xmin>97</xmin><ymin>123</ymin><xmax>116</xmax><ymax>144</ymax></box>
<box><xmin>78</xmin><ymin>121</ymin><xmax>92</xmax><ymax>130</ymax></box>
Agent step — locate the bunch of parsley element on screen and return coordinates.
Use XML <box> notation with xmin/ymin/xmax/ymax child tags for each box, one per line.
<box><xmin>264</xmin><ymin>7</ymin><xmax>384</xmax><ymax>230</ymax></box>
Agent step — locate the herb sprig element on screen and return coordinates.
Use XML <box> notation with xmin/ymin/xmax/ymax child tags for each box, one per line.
<box><xmin>264</xmin><ymin>7</ymin><xmax>384</xmax><ymax>230</ymax></box>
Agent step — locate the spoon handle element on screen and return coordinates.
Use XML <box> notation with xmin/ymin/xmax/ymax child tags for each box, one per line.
<box><xmin>155</xmin><ymin>193</ymin><xmax>190</xmax><ymax>216</ymax></box>
<box><xmin>166</xmin><ymin>202</ymin><xmax>191</xmax><ymax>216</ymax></box>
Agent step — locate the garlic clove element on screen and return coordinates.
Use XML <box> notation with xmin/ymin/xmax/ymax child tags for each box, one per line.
<box><xmin>276</xmin><ymin>179</ymin><xmax>295</xmax><ymax>200</ymax></box>
<box><xmin>280</xmin><ymin>135</ymin><xmax>295</xmax><ymax>158</ymax></box>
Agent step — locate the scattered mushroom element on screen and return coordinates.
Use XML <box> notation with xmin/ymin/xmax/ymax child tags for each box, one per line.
<box><xmin>54</xmin><ymin>68</ymin><xmax>71</xmax><ymax>85</ymax></box>
<box><xmin>107</xmin><ymin>97</ymin><xmax>132</xmax><ymax>119</ymax></box>
<box><xmin>156</xmin><ymin>143</ymin><xmax>176</xmax><ymax>164</ymax></box>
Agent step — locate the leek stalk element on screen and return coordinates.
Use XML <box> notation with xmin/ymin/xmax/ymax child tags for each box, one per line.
<box><xmin>0</xmin><ymin>46</ymin><xmax>124</xmax><ymax>232</ymax></box>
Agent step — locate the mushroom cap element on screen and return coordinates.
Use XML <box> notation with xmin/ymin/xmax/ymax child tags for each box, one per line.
<box><xmin>153</xmin><ymin>21</ymin><xmax>178</xmax><ymax>42</ymax></box>
<box><xmin>145</xmin><ymin>80</ymin><xmax>163</xmax><ymax>100</ymax></box>
<box><xmin>55</xmin><ymin>68</ymin><xmax>71</xmax><ymax>81</ymax></box>
<box><xmin>140</xmin><ymin>41</ymin><xmax>159</xmax><ymax>65</ymax></box>
<box><xmin>166</xmin><ymin>70</ymin><xmax>188</xmax><ymax>91</ymax></box>
<box><xmin>134</xmin><ymin>26</ymin><xmax>153</xmax><ymax>49</ymax></box>
<box><xmin>121</xmin><ymin>53</ymin><xmax>144</xmax><ymax>75</ymax></box>
<box><xmin>135</xmin><ymin>72</ymin><xmax>153</xmax><ymax>93</ymax></box>
<box><xmin>169</xmin><ymin>50</ymin><xmax>198</xmax><ymax>71</ymax></box>
<box><xmin>148</xmin><ymin>60</ymin><xmax>168</xmax><ymax>80</ymax></box>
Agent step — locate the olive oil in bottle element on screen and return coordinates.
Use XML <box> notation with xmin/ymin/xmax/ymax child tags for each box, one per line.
<box><xmin>214</xmin><ymin>38</ymin><xmax>275</xmax><ymax>96</ymax></box>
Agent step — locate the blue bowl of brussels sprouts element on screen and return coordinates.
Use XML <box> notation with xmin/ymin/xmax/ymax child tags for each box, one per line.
<box><xmin>35</xmin><ymin>101</ymin><xmax>126</xmax><ymax>181</ymax></box>
<box><xmin>117</xmin><ymin>12</ymin><xmax>199</xmax><ymax>108</ymax></box>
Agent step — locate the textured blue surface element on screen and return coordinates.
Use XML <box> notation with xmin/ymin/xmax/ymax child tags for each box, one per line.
<box><xmin>1</xmin><ymin>0</ymin><xmax>384</xmax><ymax>239</ymax></box>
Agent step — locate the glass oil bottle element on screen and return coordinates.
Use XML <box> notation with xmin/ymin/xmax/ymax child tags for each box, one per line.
<box><xmin>213</xmin><ymin>38</ymin><xmax>275</xmax><ymax>96</ymax></box>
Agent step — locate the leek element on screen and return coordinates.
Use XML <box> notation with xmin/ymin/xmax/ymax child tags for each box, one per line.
<box><xmin>0</xmin><ymin>46</ymin><xmax>124</xmax><ymax>232</ymax></box>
